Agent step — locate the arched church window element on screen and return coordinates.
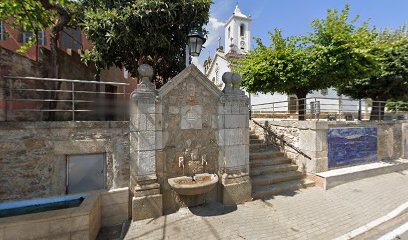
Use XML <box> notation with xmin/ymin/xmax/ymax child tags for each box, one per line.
<box><xmin>240</xmin><ymin>24</ymin><xmax>245</xmax><ymax>37</ymax></box>
<box><xmin>228</xmin><ymin>27</ymin><xmax>231</xmax><ymax>39</ymax></box>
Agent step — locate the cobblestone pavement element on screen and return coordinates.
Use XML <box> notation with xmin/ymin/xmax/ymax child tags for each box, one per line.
<box><xmin>124</xmin><ymin>170</ymin><xmax>408</xmax><ymax>240</ymax></box>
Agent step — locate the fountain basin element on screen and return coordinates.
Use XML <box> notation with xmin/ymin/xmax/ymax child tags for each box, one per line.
<box><xmin>168</xmin><ymin>173</ymin><xmax>219</xmax><ymax>196</ymax></box>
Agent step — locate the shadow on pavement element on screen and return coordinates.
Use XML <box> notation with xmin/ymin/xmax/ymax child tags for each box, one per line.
<box><xmin>188</xmin><ymin>201</ymin><xmax>237</xmax><ymax>217</ymax></box>
<box><xmin>97</xmin><ymin>220</ymin><xmax>130</xmax><ymax>240</ymax></box>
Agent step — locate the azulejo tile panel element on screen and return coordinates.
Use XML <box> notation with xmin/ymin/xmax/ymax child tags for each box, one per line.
<box><xmin>328</xmin><ymin>127</ymin><xmax>377</xmax><ymax>168</ymax></box>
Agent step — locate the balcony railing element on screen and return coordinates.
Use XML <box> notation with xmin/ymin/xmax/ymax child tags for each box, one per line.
<box><xmin>1</xmin><ymin>76</ymin><xmax>129</xmax><ymax>121</ymax></box>
<box><xmin>251</xmin><ymin>97</ymin><xmax>408</xmax><ymax>121</ymax></box>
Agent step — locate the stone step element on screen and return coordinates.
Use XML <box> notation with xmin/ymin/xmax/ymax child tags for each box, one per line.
<box><xmin>249</xmin><ymin>143</ymin><xmax>267</xmax><ymax>149</ymax></box>
<box><xmin>249</xmin><ymin>157</ymin><xmax>291</xmax><ymax>167</ymax></box>
<box><xmin>250</xmin><ymin>151</ymin><xmax>284</xmax><ymax>160</ymax></box>
<box><xmin>250</xmin><ymin>134</ymin><xmax>259</xmax><ymax>139</ymax></box>
<box><xmin>250</xmin><ymin>139</ymin><xmax>263</xmax><ymax>144</ymax></box>
<box><xmin>250</xmin><ymin>146</ymin><xmax>280</xmax><ymax>154</ymax></box>
<box><xmin>250</xmin><ymin>164</ymin><xmax>299</xmax><ymax>176</ymax></box>
<box><xmin>251</xmin><ymin>171</ymin><xmax>304</xmax><ymax>186</ymax></box>
<box><xmin>252</xmin><ymin>179</ymin><xmax>315</xmax><ymax>199</ymax></box>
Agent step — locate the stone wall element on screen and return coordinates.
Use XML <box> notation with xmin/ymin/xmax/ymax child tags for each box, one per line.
<box><xmin>129</xmin><ymin>65</ymin><xmax>251</xmax><ymax>220</ymax></box>
<box><xmin>158</xmin><ymin>71</ymin><xmax>221</xmax><ymax>213</ymax></box>
<box><xmin>251</xmin><ymin>119</ymin><xmax>408</xmax><ymax>174</ymax></box>
<box><xmin>0</xmin><ymin>121</ymin><xmax>129</xmax><ymax>202</ymax></box>
<box><xmin>100</xmin><ymin>188</ymin><xmax>130</xmax><ymax>227</ymax></box>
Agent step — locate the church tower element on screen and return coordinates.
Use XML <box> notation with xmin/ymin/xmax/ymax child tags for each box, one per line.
<box><xmin>224</xmin><ymin>5</ymin><xmax>251</xmax><ymax>54</ymax></box>
<box><xmin>204</xmin><ymin>5</ymin><xmax>251</xmax><ymax>88</ymax></box>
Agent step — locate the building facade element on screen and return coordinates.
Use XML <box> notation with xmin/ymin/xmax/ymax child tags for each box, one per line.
<box><xmin>0</xmin><ymin>19</ymin><xmax>91</xmax><ymax>61</ymax></box>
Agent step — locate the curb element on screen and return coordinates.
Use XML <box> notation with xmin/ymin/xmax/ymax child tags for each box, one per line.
<box><xmin>334</xmin><ymin>201</ymin><xmax>408</xmax><ymax>240</ymax></box>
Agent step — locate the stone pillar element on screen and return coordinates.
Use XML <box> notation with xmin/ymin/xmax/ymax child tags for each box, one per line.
<box><xmin>129</xmin><ymin>64</ymin><xmax>163</xmax><ymax>221</ymax></box>
<box><xmin>218</xmin><ymin>72</ymin><xmax>252</xmax><ymax>205</ymax></box>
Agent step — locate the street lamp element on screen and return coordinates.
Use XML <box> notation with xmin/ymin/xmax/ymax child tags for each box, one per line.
<box><xmin>187</xmin><ymin>29</ymin><xmax>206</xmax><ymax>65</ymax></box>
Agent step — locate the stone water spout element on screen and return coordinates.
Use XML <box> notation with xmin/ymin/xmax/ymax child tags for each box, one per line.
<box><xmin>178</xmin><ymin>156</ymin><xmax>185</xmax><ymax>175</ymax></box>
<box><xmin>201</xmin><ymin>155</ymin><xmax>207</xmax><ymax>166</ymax></box>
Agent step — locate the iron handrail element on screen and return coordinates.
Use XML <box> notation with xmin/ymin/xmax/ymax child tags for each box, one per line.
<box><xmin>4</xmin><ymin>76</ymin><xmax>129</xmax><ymax>86</ymax></box>
<box><xmin>2</xmin><ymin>76</ymin><xmax>130</xmax><ymax>121</ymax></box>
<box><xmin>250</xmin><ymin>97</ymin><xmax>408</xmax><ymax>120</ymax></box>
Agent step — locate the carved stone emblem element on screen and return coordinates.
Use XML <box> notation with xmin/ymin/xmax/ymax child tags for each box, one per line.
<box><xmin>181</xmin><ymin>105</ymin><xmax>202</xmax><ymax>129</ymax></box>
<box><xmin>187</xmin><ymin>82</ymin><xmax>196</xmax><ymax>102</ymax></box>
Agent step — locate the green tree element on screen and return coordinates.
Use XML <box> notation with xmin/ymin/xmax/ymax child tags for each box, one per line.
<box><xmin>309</xmin><ymin>4</ymin><xmax>379</xmax><ymax>84</ymax></box>
<box><xmin>0</xmin><ymin>0</ymin><xmax>82</xmax><ymax>78</ymax></box>
<box><xmin>337</xmin><ymin>25</ymin><xmax>408</xmax><ymax>120</ymax></box>
<box><xmin>1</xmin><ymin>0</ymin><xmax>83</xmax><ymax>120</ymax></box>
<box><xmin>81</xmin><ymin>0</ymin><xmax>212</xmax><ymax>86</ymax></box>
<box><xmin>234</xmin><ymin>4</ymin><xmax>378</xmax><ymax>120</ymax></box>
<box><xmin>234</xmin><ymin>29</ymin><xmax>323</xmax><ymax>120</ymax></box>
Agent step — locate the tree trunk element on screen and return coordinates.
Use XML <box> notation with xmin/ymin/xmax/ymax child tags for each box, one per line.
<box><xmin>39</xmin><ymin>0</ymin><xmax>71</xmax><ymax>120</ymax></box>
<box><xmin>47</xmin><ymin>30</ymin><xmax>61</xmax><ymax>120</ymax></box>
<box><xmin>370</xmin><ymin>98</ymin><xmax>386</xmax><ymax>120</ymax></box>
<box><xmin>295</xmin><ymin>91</ymin><xmax>307</xmax><ymax>121</ymax></box>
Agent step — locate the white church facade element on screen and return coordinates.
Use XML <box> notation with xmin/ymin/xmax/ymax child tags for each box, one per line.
<box><xmin>203</xmin><ymin>5</ymin><xmax>364</xmax><ymax>118</ymax></box>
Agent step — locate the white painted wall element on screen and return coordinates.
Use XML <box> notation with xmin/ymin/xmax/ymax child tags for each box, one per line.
<box><xmin>206</xmin><ymin>54</ymin><xmax>230</xmax><ymax>89</ymax></box>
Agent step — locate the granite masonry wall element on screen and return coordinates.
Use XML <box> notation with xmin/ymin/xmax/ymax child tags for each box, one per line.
<box><xmin>0</xmin><ymin>121</ymin><xmax>129</xmax><ymax>202</ymax></box>
<box><xmin>130</xmin><ymin>65</ymin><xmax>251</xmax><ymax>220</ymax></box>
<box><xmin>251</xmin><ymin>120</ymin><xmax>408</xmax><ymax>173</ymax></box>
<box><xmin>158</xmin><ymin>71</ymin><xmax>221</xmax><ymax>213</ymax></box>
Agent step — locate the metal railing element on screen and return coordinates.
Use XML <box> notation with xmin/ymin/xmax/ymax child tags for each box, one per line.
<box><xmin>1</xmin><ymin>76</ymin><xmax>129</xmax><ymax>121</ymax></box>
<box><xmin>251</xmin><ymin>97</ymin><xmax>408</xmax><ymax>121</ymax></box>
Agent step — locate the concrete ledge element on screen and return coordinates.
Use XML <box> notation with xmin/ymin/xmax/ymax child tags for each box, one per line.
<box><xmin>316</xmin><ymin>159</ymin><xmax>408</xmax><ymax>190</ymax></box>
<box><xmin>132</xmin><ymin>194</ymin><xmax>163</xmax><ymax>221</ymax></box>
<box><xmin>0</xmin><ymin>192</ymin><xmax>101</xmax><ymax>240</ymax></box>
<box><xmin>100</xmin><ymin>188</ymin><xmax>129</xmax><ymax>227</ymax></box>
<box><xmin>222</xmin><ymin>175</ymin><xmax>252</xmax><ymax>205</ymax></box>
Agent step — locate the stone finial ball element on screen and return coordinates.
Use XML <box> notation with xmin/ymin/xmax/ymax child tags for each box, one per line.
<box><xmin>222</xmin><ymin>72</ymin><xmax>233</xmax><ymax>84</ymax></box>
<box><xmin>231</xmin><ymin>73</ymin><xmax>242</xmax><ymax>87</ymax></box>
<box><xmin>138</xmin><ymin>64</ymin><xmax>154</xmax><ymax>78</ymax></box>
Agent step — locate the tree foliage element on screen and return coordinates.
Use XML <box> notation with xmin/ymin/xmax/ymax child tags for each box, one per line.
<box><xmin>337</xmin><ymin>25</ymin><xmax>408</xmax><ymax>119</ymax></box>
<box><xmin>0</xmin><ymin>0</ymin><xmax>53</xmax><ymax>52</ymax></box>
<box><xmin>309</xmin><ymin>5</ymin><xmax>380</xmax><ymax>84</ymax></box>
<box><xmin>234</xmin><ymin>29</ymin><xmax>323</xmax><ymax>98</ymax></box>
<box><xmin>337</xmin><ymin>25</ymin><xmax>408</xmax><ymax>101</ymax></box>
<box><xmin>0</xmin><ymin>0</ymin><xmax>82</xmax><ymax>77</ymax></box>
<box><xmin>81</xmin><ymin>0</ymin><xmax>212</xmax><ymax>85</ymax></box>
<box><xmin>234</xmin><ymin>4</ymin><xmax>381</xmax><ymax>120</ymax></box>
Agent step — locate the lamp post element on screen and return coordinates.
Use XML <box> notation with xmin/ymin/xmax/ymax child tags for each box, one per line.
<box><xmin>186</xmin><ymin>29</ymin><xmax>206</xmax><ymax>66</ymax></box>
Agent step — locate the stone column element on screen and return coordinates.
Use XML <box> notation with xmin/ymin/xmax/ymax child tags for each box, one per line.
<box><xmin>129</xmin><ymin>64</ymin><xmax>163</xmax><ymax>221</ymax></box>
<box><xmin>218</xmin><ymin>72</ymin><xmax>252</xmax><ymax>205</ymax></box>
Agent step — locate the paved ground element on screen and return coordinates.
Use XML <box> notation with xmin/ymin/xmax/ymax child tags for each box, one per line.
<box><xmin>123</xmin><ymin>170</ymin><xmax>408</xmax><ymax>240</ymax></box>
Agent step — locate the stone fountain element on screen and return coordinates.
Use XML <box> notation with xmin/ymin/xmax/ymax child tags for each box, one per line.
<box><xmin>130</xmin><ymin>64</ymin><xmax>251</xmax><ymax>220</ymax></box>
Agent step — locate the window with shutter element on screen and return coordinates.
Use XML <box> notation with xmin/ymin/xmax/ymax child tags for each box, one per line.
<box><xmin>0</xmin><ymin>22</ymin><xmax>5</xmax><ymax>41</ymax></box>
<box><xmin>38</xmin><ymin>31</ymin><xmax>46</xmax><ymax>45</ymax></box>
<box><xmin>23</xmin><ymin>31</ymin><xmax>33</xmax><ymax>43</ymax></box>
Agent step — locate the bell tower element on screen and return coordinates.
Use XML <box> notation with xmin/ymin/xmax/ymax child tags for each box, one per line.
<box><xmin>224</xmin><ymin>5</ymin><xmax>251</xmax><ymax>54</ymax></box>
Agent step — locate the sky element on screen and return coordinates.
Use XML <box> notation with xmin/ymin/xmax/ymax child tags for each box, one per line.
<box><xmin>193</xmin><ymin>0</ymin><xmax>408</xmax><ymax>69</ymax></box>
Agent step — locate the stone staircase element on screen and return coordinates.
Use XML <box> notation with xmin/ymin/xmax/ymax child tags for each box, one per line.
<box><xmin>249</xmin><ymin>129</ymin><xmax>314</xmax><ymax>199</ymax></box>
